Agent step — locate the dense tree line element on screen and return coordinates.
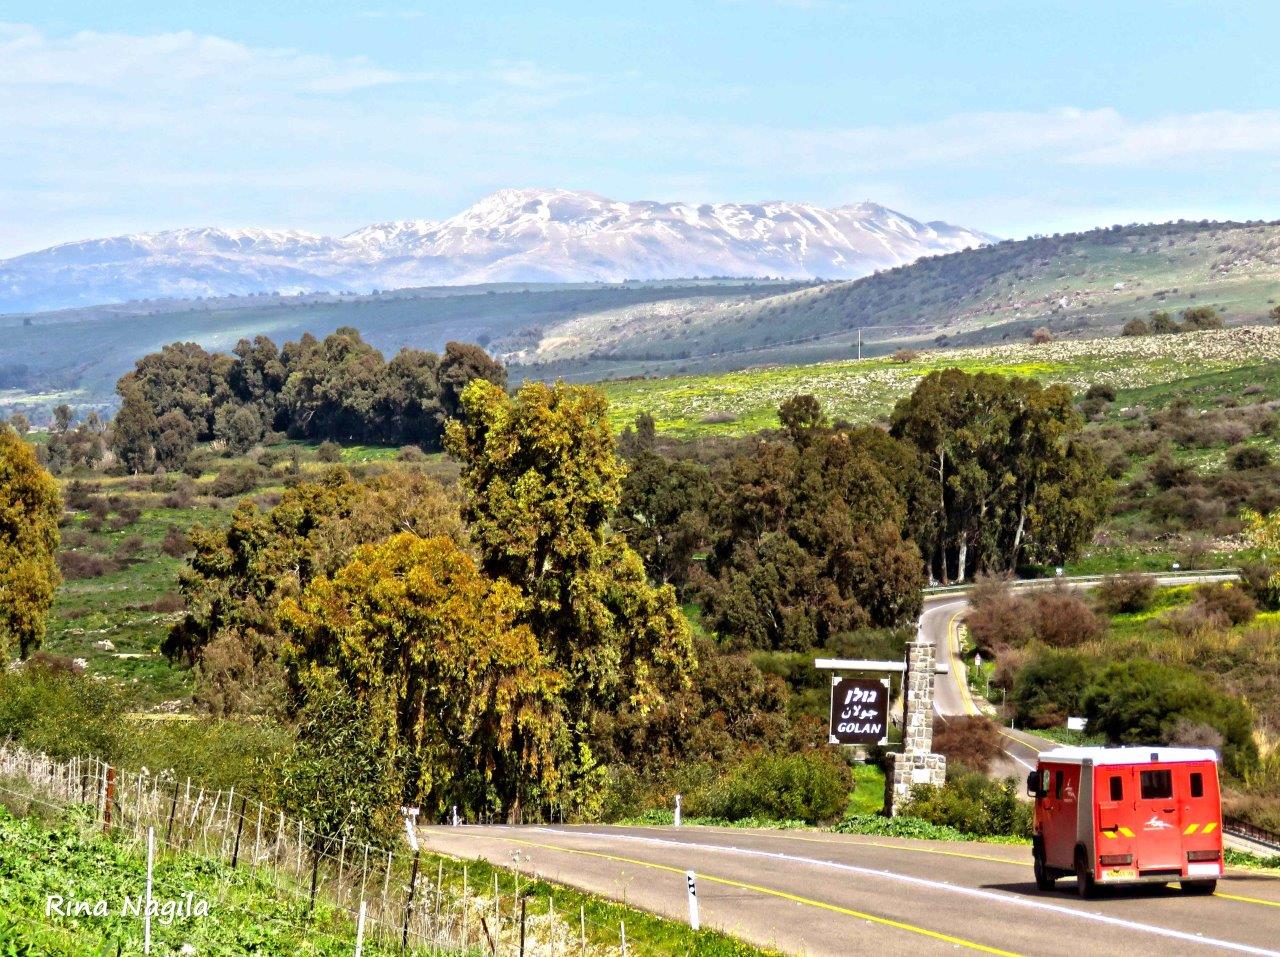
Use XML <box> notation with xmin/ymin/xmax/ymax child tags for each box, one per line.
<box><xmin>111</xmin><ymin>328</ymin><xmax>505</xmax><ymax>471</ymax></box>
<box><xmin>613</xmin><ymin>373</ymin><xmax>1109</xmax><ymax>651</ymax></box>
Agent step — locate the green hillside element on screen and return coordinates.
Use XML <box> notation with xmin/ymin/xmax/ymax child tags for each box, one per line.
<box><xmin>526</xmin><ymin>219</ymin><xmax>1280</xmax><ymax>378</ymax></box>
<box><xmin>0</xmin><ymin>279</ymin><xmax>807</xmax><ymax>419</ymax></box>
<box><xmin>600</xmin><ymin>325</ymin><xmax>1280</xmax><ymax>437</ymax></box>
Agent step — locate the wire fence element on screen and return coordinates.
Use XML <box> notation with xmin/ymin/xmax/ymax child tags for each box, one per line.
<box><xmin>0</xmin><ymin>743</ymin><xmax>656</xmax><ymax>956</ymax></box>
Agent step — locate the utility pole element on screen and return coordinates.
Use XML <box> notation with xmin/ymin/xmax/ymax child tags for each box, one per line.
<box><xmin>857</xmin><ymin>327</ymin><xmax>862</xmax><ymax>361</ymax></box>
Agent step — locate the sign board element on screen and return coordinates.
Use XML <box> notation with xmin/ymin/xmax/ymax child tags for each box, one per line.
<box><xmin>829</xmin><ymin>676</ymin><xmax>890</xmax><ymax>746</ymax></box>
<box><xmin>1066</xmin><ymin>716</ymin><xmax>1087</xmax><ymax>732</ymax></box>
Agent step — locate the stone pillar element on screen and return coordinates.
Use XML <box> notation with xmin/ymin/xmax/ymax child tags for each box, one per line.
<box><xmin>885</xmin><ymin>640</ymin><xmax>946</xmax><ymax>815</ymax></box>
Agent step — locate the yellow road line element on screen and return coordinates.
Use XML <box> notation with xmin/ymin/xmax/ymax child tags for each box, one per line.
<box><xmin>947</xmin><ymin>611</ymin><xmax>981</xmax><ymax>717</ymax></box>
<box><xmin>998</xmin><ymin>728</ymin><xmax>1046</xmax><ymax>754</ymax></box>
<box><xmin>496</xmin><ymin>835</ymin><xmax>1023</xmax><ymax>956</ymax></box>
<box><xmin>1216</xmin><ymin>892</ymin><xmax>1280</xmax><ymax>909</ymax></box>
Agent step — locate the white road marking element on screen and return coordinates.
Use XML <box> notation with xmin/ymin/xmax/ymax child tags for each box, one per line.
<box><xmin>531</xmin><ymin>829</ymin><xmax>1279</xmax><ymax>957</ymax></box>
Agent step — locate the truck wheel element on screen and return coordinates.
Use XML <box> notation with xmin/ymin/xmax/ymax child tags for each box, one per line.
<box><xmin>1180</xmin><ymin>880</ymin><xmax>1217</xmax><ymax>896</ymax></box>
<box><xmin>1074</xmin><ymin>847</ymin><xmax>1096</xmax><ymax>900</ymax></box>
<box><xmin>1034</xmin><ymin>852</ymin><xmax>1056</xmax><ymax>891</ymax></box>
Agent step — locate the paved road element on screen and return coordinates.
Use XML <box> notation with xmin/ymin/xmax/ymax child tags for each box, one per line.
<box><xmin>422</xmin><ymin>823</ymin><xmax>1280</xmax><ymax>957</ymax></box>
<box><xmin>920</xmin><ymin>573</ymin><xmax>1241</xmax><ymax>779</ymax></box>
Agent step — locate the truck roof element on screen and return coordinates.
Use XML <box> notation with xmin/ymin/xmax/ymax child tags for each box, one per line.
<box><xmin>1039</xmin><ymin>746</ymin><xmax>1218</xmax><ymax>766</ymax></box>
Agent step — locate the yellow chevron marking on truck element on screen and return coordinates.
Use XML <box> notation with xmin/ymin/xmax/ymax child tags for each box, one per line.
<box><xmin>1202</xmin><ymin>822</ymin><xmax>1218</xmax><ymax>834</ymax></box>
<box><xmin>1184</xmin><ymin>823</ymin><xmax>1200</xmax><ymax>835</ymax></box>
<box><xmin>1117</xmin><ymin>827</ymin><xmax>1135</xmax><ymax>838</ymax></box>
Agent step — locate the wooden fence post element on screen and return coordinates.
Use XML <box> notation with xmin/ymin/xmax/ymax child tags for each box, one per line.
<box><xmin>102</xmin><ymin>765</ymin><xmax>115</xmax><ymax>833</ymax></box>
<box><xmin>402</xmin><ymin>848</ymin><xmax>420</xmax><ymax>952</ymax></box>
<box><xmin>230</xmin><ymin>794</ymin><xmax>248</xmax><ymax>868</ymax></box>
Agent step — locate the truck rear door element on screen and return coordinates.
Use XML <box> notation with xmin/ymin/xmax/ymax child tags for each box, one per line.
<box><xmin>1133</xmin><ymin>764</ymin><xmax>1182</xmax><ymax>872</ymax></box>
<box><xmin>1177</xmin><ymin>762</ymin><xmax>1223</xmax><ymax>877</ymax></box>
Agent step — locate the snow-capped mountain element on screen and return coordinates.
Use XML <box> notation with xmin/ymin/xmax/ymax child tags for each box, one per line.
<box><xmin>0</xmin><ymin>189</ymin><xmax>996</xmax><ymax>313</ymax></box>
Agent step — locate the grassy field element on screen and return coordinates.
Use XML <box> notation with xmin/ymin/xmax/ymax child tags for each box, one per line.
<box><xmin>601</xmin><ymin>325</ymin><xmax>1280</xmax><ymax>437</ymax></box>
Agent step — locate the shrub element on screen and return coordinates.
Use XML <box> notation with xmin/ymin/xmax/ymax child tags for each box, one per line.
<box><xmin>1084</xmin><ymin>383</ymin><xmax>1116</xmax><ymax>403</ymax></box>
<box><xmin>901</xmin><ymin>771</ymin><xmax>1032</xmax><ymax>838</ymax></box>
<box><xmin>397</xmin><ymin>445</ymin><xmax>427</xmax><ymax>462</ymax></box>
<box><xmin>1030</xmin><ymin>585</ymin><xmax>1105</xmax><ymax>647</ymax></box>
<box><xmin>1238</xmin><ymin>561</ymin><xmax>1280</xmax><ymax>611</ymax></box>
<box><xmin>965</xmin><ymin>575</ymin><xmax>1032</xmax><ymax>655</ymax></box>
<box><xmin>316</xmin><ymin>441</ymin><xmax>343</xmax><ymax>463</ymax></box>
<box><xmin>690</xmin><ymin>750</ymin><xmax>849</xmax><ymax>824</ymax></box>
<box><xmin>1229</xmin><ymin>445</ymin><xmax>1273</xmax><ymax>470</ymax></box>
<box><xmin>1121</xmin><ymin>318</ymin><xmax>1150</xmax><ymax>336</ymax></box>
<box><xmin>1083</xmin><ymin>659</ymin><xmax>1257</xmax><ymax>775</ymax></box>
<box><xmin>890</xmin><ymin>348</ymin><xmax>921</xmax><ymax>363</ymax></box>
<box><xmin>932</xmin><ymin>716</ymin><xmax>1001</xmax><ymax>773</ymax></box>
<box><xmin>0</xmin><ymin>663</ymin><xmax>124</xmax><ymax>760</ymax></box>
<box><xmin>181</xmin><ymin>453</ymin><xmax>210</xmax><ymax>479</ymax></box>
<box><xmin>160</xmin><ymin>525</ymin><xmax>191</xmax><ymax>558</ymax></box>
<box><xmin>210</xmin><ymin>463</ymin><xmax>265</xmax><ymax>498</ymax></box>
<box><xmin>1192</xmin><ymin>583</ymin><xmax>1257</xmax><ymax>626</ymax></box>
<box><xmin>1012</xmin><ymin>647</ymin><xmax>1099</xmax><ymax>728</ymax></box>
<box><xmin>117</xmin><ymin>534</ymin><xmax>144</xmax><ymax>558</ymax></box>
<box><xmin>1096</xmin><ymin>572</ymin><xmax>1156</xmax><ymax>615</ymax></box>
<box><xmin>57</xmin><ymin>550</ymin><xmax>120</xmax><ymax>580</ymax></box>
<box><xmin>1031</xmin><ymin>327</ymin><xmax>1054</xmax><ymax>344</ymax></box>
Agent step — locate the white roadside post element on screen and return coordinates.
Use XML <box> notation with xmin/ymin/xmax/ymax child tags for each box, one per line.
<box><xmin>355</xmin><ymin>899</ymin><xmax>367</xmax><ymax>957</ymax></box>
<box><xmin>144</xmin><ymin>826</ymin><xmax>155</xmax><ymax>954</ymax></box>
<box><xmin>451</xmin><ymin>804</ymin><xmax>460</xmax><ymax>827</ymax></box>
<box><xmin>685</xmin><ymin>870</ymin><xmax>700</xmax><ymax>930</ymax></box>
<box><xmin>674</xmin><ymin>794</ymin><xmax>682</xmax><ymax>827</ymax></box>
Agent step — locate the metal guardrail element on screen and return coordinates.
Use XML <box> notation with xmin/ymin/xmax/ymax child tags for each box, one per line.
<box><xmin>922</xmin><ymin>568</ymin><xmax>1240</xmax><ymax>597</ymax></box>
<box><xmin>1224</xmin><ymin>816</ymin><xmax>1280</xmax><ymax>855</ymax></box>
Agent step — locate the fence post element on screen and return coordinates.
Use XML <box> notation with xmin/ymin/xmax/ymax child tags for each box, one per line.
<box><xmin>144</xmin><ymin>827</ymin><xmax>155</xmax><ymax>955</ymax></box>
<box><xmin>402</xmin><ymin>849</ymin><xmax>421</xmax><ymax>952</ymax></box>
<box><xmin>355</xmin><ymin>900</ymin><xmax>368</xmax><ymax>957</ymax></box>
<box><xmin>462</xmin><ymin>865</ymin><xmax>470</xmax><ymax>950</ymax></box>
<box><xmin>231</xmin><ymin>794</ymin><xmax>248</xmax><ymax>868</ymax></box>
<box><xmin>309</xmin><ymin>847</ymin><xmax>321</xmax><ymax>914</ymax></box>
<box><xmin>519</xmin><ymin>896</ymin><xmax>527</xmax><ymax>957</ymax></box>
<box><xmin>580</xmin><ymin>905</ymin><xmax>586</xmax><ymax>957</ymax></box>
<box><xmin>620</xmin><ymin>919</ymin><xmax>627</xmax><ymax>957</ymax></box>
<box><xmin>102</xmin><ymin>765</ymin><xmax>115</xmax><ymax>833</ymax></box>
<box><xmin>164</xmin><ymin>780</ymin><xmax>180</xmax><ymax>846</ymax></box>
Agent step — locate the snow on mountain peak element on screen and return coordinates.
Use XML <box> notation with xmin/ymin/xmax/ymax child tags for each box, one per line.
<box><xmin>0</xmin><ymin>190</ymin><xmax>995</xmax><ymax>313</ymax></box>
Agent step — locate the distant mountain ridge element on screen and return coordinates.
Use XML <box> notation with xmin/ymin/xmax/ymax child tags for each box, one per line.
<box><xmin>0</xmin><ymin>188</ymin><xmax>994</xmax><ymax>312</ymax></box>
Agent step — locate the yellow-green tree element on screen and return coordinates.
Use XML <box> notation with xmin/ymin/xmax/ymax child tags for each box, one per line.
<box><xmin>278</xmin><ymin>533</ymin><xmax>563</xmax><ymax>827</ymax></box>
<box><xmin>0</xmin><ymin>425</ymin><xmax>62</xmax><ymax>659</ymax></box>
<box><xmin>1243</xmin><ymin>507</ymin><xmax>1280</xmax><ymax>588</ymax></box>
<box><xmin>445</xmin><ymin>380</ymin><xmax>695</xmax><ymax>804</ymax></box>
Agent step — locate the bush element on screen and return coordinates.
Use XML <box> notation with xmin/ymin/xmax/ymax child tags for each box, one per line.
<box><xmin>1096</xmin><ymin>572</ymin><xmax>1156</xmax><ymax>614</ymax></box>
<box><xmin>1193</xmin><ymin>582</ymin><xmax>1257</xmax><ymax>627</ymax></box>
<box><xmin>1229</xmin><ymin>445</ymin><xmax>1273</xmax><ymax>470</ymax></box>
<box><xmin>1121</xmin><ymin>318</ymin><xmax>1150</xmax><ymax>336</ymax></box>
<box><xmin>965</xmin><ymin>575</ymin><xmax>1032</xmax><ymax>654</ymax></box>
<box><xmin>210</xmin><ymin>463</ymin><xmax>265</xmax><ymax>498</ymax></box>
<box><xmin>1031</xmin><ymin>326</ymin><xmax>1054</xmax><ymax>344</ymax></box>
<box><xmin>1083</xmin><ymin>659</ymin><xmax>1257</xmax><ymax>775</ymax></box>
<box><xmin>316</xmin><ymin>441</ymin><xmax>343</xmax><ymax>463</ymax></box>
<box><xmin>931</xmin><ymin>716</ymin><xmax>1001</xmax><ymax>773</ymax></box>
<box><xmin>397</xmin><ymin>445</ymin><xmax>427</xmax><ymax>462</ymax></box>
<box><xmin>57</xmin><ymin>550</ymin><xmax>120</xmax><ymax>580</ymax></box>
<box><xmin>689</xmin><ymin>750</ymin><xmax>849</xmax><ymax>824</ymax></box>
<box><xmin>901</xmin><ymin>771</ymin><xmax>1032</xmax><ymax>838</ymax></box>
<box><xmin>1030</xmin><ymin>585</ymin><xmax>1105</xmax><ymax>647</ymax></box>
<box><xmin>1084</xmin><ymin>383</ymin><xmax>1116</xmax><ymax>403</ymax></box>
<box><xmin>1012</xmin><ymin>647</ymin><xmax>1098</xmax><ymax>728</ymax></box>
<box><xmin>890</xmin><ymin>348</ymin><xmax>920</xmax><ymax>363</ymax></box>
<box><xmin>1238</xmin><ymin>561</ymin><xmax>1280</xmax><ymax>611</ymax></box>
<box><xmin>0</xmin><ymin>663</ymin><xmax>124</xmax><ymax>760</ymax></box>
<box><xmin>160</xmin><ymin>525</ymin><xmax>191</xmax><ymax>558</ymax></box>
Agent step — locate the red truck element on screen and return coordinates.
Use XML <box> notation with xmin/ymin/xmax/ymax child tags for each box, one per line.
<box><xmin>1027</xmin><ymin>746</ymin><xmax>1223</xmax><ymax>897</ymax></box>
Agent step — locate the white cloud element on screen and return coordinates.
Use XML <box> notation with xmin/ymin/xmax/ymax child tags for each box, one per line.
<box><xmin>2</xmin><ymin>21</ymin><xmax>1279</xmax><ymax>256</ymax></box>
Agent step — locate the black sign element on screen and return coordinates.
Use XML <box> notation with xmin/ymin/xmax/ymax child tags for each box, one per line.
<box><xmin>829</xmin><ymin>677</ymin><xmax>890</xmax><ymax>745</ymax></box>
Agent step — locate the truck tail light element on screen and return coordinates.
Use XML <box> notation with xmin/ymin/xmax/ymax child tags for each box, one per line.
<box><xmin>1187</xmin><ymin>849</ymin><xmax>1221</xmax><ymax>862</ymax></box>
<box><xmin>1099</xmin><ymin>853</ymin><xmax>1133</xmax><ymax>866</ymax></box>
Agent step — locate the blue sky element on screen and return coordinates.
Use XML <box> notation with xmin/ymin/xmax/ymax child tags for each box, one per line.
<box><xmin>3</xmin><ymin>1</ymin><xmax>1280</xmax><ymax>256</ymax></box>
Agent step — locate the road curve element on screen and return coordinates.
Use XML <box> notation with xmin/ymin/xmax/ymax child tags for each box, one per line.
<box><xmin>921</xmin><ymin>573</ymin><xmax>1241</xmax><ymax>777</ymax></box>
<box><xmin>421</xmin><ymin>823</ymin><xmax>1280</xmax><ymax>957</ymax></box>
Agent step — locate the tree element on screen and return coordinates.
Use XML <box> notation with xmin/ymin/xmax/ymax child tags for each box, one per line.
<box><xmin>279</xmin><ymin>533</ymin><xmax>564</xmax><ymax>826</ymax></box>
<box><xmin>438</xmin><ymin>341</ymin><xmax>507</xmax><ymax>422</ymax></box>
<box><xmin>700</xmin><ymin>404</ymin><xmax>925</xmax><ymax>648</ymax></box>
<box><xmin>153</xmin><ymin>409</ymin><xmax>197</xmax><ymax>468</ymax></box>
<box><xmin>890</xmin><ymin>370</ymin><xmax>1109</xmax><ymax>582</ymax></box>
<box><xmin>165</xmin><ymin>469</ymin><xmax>464</xmax><ymax>715</ymax></box>
<box><xmin>1083</xmin><ymin>659</ymin><xmax>1256</xmax><ymax>775</ymax></box>
<box><xmin>446</xmin><ymin>380</ymin><xmax>695</xmax><ymax>795</ymax></box>
<box><xmin>615</xmin><ymin>450</ymin><xmax>712</xmax><ymax>586</ymax></box>
<box><xmin>110</xmin><ymin>382</ymin><xmax>158</xmax><ymax>473</ymax></box>
<box><xmin>0</xmin><ymin>426</ymin><xmax>62</xmax><ymax>659</ymax></box>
